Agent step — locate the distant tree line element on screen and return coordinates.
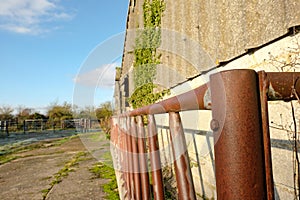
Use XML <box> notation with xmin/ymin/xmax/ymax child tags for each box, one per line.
<box><xmin>0</xmin><ymin>101</ymin><xmax>113</xmax><ymax>135</ymax></box>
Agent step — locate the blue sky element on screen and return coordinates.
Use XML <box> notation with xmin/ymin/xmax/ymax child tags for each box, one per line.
<box><xmin>0</xmin><ymin>0</ymin><xmax>129</xmax><ymax>113</ymax></box>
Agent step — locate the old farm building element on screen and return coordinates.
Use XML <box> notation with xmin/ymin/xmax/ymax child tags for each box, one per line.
<box><xmin>113</xmin><ymin>0</ymin><xmax>300</xmax><ymax>199</ymax></box>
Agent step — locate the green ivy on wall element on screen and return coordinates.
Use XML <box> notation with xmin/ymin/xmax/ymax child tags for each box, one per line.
<box><xmin>128</xmin><ymin>0</ymin><xmax>169</xmax><ymax>109</ymax></box>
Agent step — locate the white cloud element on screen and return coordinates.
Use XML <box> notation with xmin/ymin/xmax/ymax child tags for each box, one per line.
<box><xmin>74</xmin><ymin>63</ymin><xmax>118</xmax><ymax>88</ymax></box>
<box><xmin>0</xmin><ymin>0</ymin><xmax>74</xmax><ymax>35</ymax></box>
<box><xmin>0</xmin><ymin>24</ymin><xmax>32</xmax><ymax>34</ymax></box>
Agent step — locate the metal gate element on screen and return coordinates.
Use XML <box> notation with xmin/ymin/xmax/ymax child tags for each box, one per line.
<box><xmin>110</xmin><ymin>69</ymin><xmax>300</xmax><ymax>200</ymax></box>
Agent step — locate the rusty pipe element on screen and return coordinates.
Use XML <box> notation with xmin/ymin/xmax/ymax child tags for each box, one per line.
<box><xmin>148</xmin><ymin>114</ymin><xmax>164</xmax><ymax>200</ymax></box>
<box><xmin>210</xmin><ymin>69</ymin><xmax>267</xmax><ymax>199</ymax></box>
<box><xmin>169</xmin><ymin>112</ymin><xmax>196</xmax><ymax>200</ymax></box>
<box><xmin>125</xmin><ymin>117</ymin><xmax>134</xmax><ymax>199</ymax></box>
<box><xmin>258</xmin><ymin>71</ymin><xmax>275</xmax><ymax>200</ymax></box>
<box><xmin>136</xmin><ymin>116</ymin><xmax>151</xmax><ymax>200</ymax></box>
<box><xmin>121</xmin><ymin>84</ymin><xmax>210</xmax><ymax>117</ymax></box>
<box><xmin>266</xmin><ymin>72</ymin><xmax>300</xmax><ymax>101</ymax></box>
<box><xmin>119</xmin><ymin>72</ymin><xmax>300</xmax><ymax>118</ymax></box>
<box><xmin>130</xmin><ymin>117</ymin><xmax>142</xmax><ymax>200</ymax></box>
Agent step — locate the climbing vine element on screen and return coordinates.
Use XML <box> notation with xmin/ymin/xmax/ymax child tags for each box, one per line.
<box><xmin>128</xmin><ymin>0</ymin><xmax>169</xmax><ymax>109</ymax></box>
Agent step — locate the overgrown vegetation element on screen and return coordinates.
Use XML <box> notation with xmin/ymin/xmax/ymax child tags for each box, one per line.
<box><xmin>128</xmin><ymin>0</ymin><xmax>169</xmax><ymax>109</ymax></box>
<box><xmin>89</xmin><ymin>162</ymin><xmax>119</xmax><ymax>200</ymax></box>
<box><xmin>162</xmin><ymin>166</ymin><xmax>177</xmax><ymax>199</ymax></box>
<box><xmin>129</xmin><ymin>83</ymin><xmax>169</xmax><ymax>109</ymax></box>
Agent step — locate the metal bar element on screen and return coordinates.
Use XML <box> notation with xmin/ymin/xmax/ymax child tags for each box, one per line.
<box><xmin>258</xmin><ymin>71</ymin><xmax>275</xmax><ymax>200</ymax></box>
<box><xmin>266</xmin><ymin>72</ymin><xmax>300</xmax><ymax>101</ymax></box>
<box><xmin>210</xmin><ymin>69</ymin><xmax>267</xmax><ymax>199</ymax></box>
<box><xmin>5</xmin><ymin>121</ymin><xmax>9</xmax><ymax>136</ymax></box>
<box><xmin>130</xmin><ymin>117</ymin><xmax>142</xmax><ymax>200</ymax></box>
<box><xmin>136</xmin><ymin>116</ymin><xmax>151</xmax><ymax>200</ymax></box>
<box><xmin>147</xmin><ymin>114</ymin><xmax>164</xmax><ymax>200</ymax></box>
<box><xmin>126</xmin><ymin>117</ymin><xmax>134</xmax><ymax>199</ymax></box>
<box><xmin>121</xmin><ymin>121</ymin><xmax>130</xmax><ymax>200</ymax></box>
<box><xmin>169</xmin><ymin>112</ymin><xmax>196</xmax><ymax>200</ymax></box>
<box><xmin>23</xmin><ymin>120</ymin><xmax>26</xmax><ymax>134</ymax></box>
<box><xmin>119</xmin><ymin>117</ymin><xmax>130</xmax><ymax>199</ymax></box>
<box><xmin>121</xmin><ymin>118</ymin><xmax>130</xmax><ymax>200</ymax></box>
<box><xmin>125</xmin><ymin>84</ymin><xmax>210</xmax><ymax>117</ymax></box>
<box><xmin>111</xmin><ymin>117</ymin><xmax>127</xmax><ymax>200</ymax></box>
<box><xmin>118</xmin><ymin>72</ymin><xmax>300</xmax><ymax>118</ymax></box>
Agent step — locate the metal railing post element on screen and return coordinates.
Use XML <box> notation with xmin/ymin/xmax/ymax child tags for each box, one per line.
<box><xmin>130</xmin><ymin>117</ymin><xmax>142</xmax><ymax>200</ymax></box>
<box><xmin>117</xmin><ymin>117</ymin><xmax>130</xmax><ymax>199</ymax></box>
<box><xmin>126</xmin><ymin>117</ymin><xmax>134</xmax><ymax>199</ymax></box>
<box><xmin>136</xmin><ymin>116</ymin><xmax>151</xmax><ymax>200</ymax></box>
<box><xmin>169</xmin><ymin>112</ymin><xmax>196</xmax><ymax>200</ymax></box>
<box><xmin>147</xmin><ymin>114</ymin><xmax>164</xmax><ymax>200</ymax></box>
<box><xmin>210</xmin><ymin>69</ymin><xmax>267</xmax><ymax>199</ymax></box>
<box><xmin>121</xmin><ymin>118</ymin><xmax>129</xmax><ymax>199</ymax></box>
<box><xmin>111</xmin><ymin>117</ymin><xmax>127</xmax><ymax>199</ymax></box>
<box><xmin>258</xmin><ymin>71</ymin><xmax>275</xmax><ymax>200</ymax></box>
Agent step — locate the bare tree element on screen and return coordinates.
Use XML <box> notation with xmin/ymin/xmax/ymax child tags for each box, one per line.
<box><xmin>0</xmin><ymin>105</ymin><xmax>14</xmax><ymax>120</ymax></box>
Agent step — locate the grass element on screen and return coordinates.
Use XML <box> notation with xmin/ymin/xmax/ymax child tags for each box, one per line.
<box><xmin>51</xmin><ymin>134</ymin><xmax>79</xmax><ymax>146</ymax></box>
<box><xmin>0</xmin><ymin>142</ymin><xmax>43</xmax><ymax>156</ymax></box>
<box><xmin>86</xmin><ymin>132</ymin><xmax>119</xmax><ymax>199</ymax></box>
<box><xmin>0</xmin><ymin>135</ymin><xmax>79</xmax><ymax>165</ymax></box>
<box><xmin>0</xmin><ymin>155</ymin><xmax>20</xmax><ymax>165</ymax></box>
<box><xmin>53</xmin><ymin>137</ymin><xmax>70</xmax><ymax>145</ymax></box>
<box><xmin>0</xmin><ymin>143</ymin><xmax>45</xmax><ymax>165</ymax></box>
<box><xmin>41</xmin><ymin>151</ymin><xmax>88</xmax><ymax>199</ymax></box>
<box><xmin>87</xmin><ymin>131</ymin><xmax>104</xmax><ymax>142</ymax></box>
<box><xmin>89</xmin><ymin>160</ymin><xmax>119</xmax><ymax>200</ymax></box>
<box><xmin>101</xmin><ymin>151</ymin><xmax>114</xmax><ymax>166</ymax></box>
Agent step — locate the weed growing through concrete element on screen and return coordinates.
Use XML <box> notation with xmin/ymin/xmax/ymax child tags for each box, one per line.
<box><xmin>41</xmin><ymin>151</ymin><xmax>88</xmax><ymax>199</ymax></box>
<box><xmin>89</xmin><ymin>162</ymin><xmax>119</xmax><ymax>200</ymax></box>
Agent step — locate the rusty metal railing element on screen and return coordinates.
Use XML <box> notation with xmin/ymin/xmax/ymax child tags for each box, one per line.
<box><xmin>110</xmin><ymin>69</ymin><xmax>300</xmax><ymax>200</ymax></box>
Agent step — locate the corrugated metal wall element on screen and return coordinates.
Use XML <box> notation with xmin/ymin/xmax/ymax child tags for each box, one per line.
<box><xmin>118</xmin><ymin>0</ymin><xmax>300</xmax><ymax>108</ymax></box>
